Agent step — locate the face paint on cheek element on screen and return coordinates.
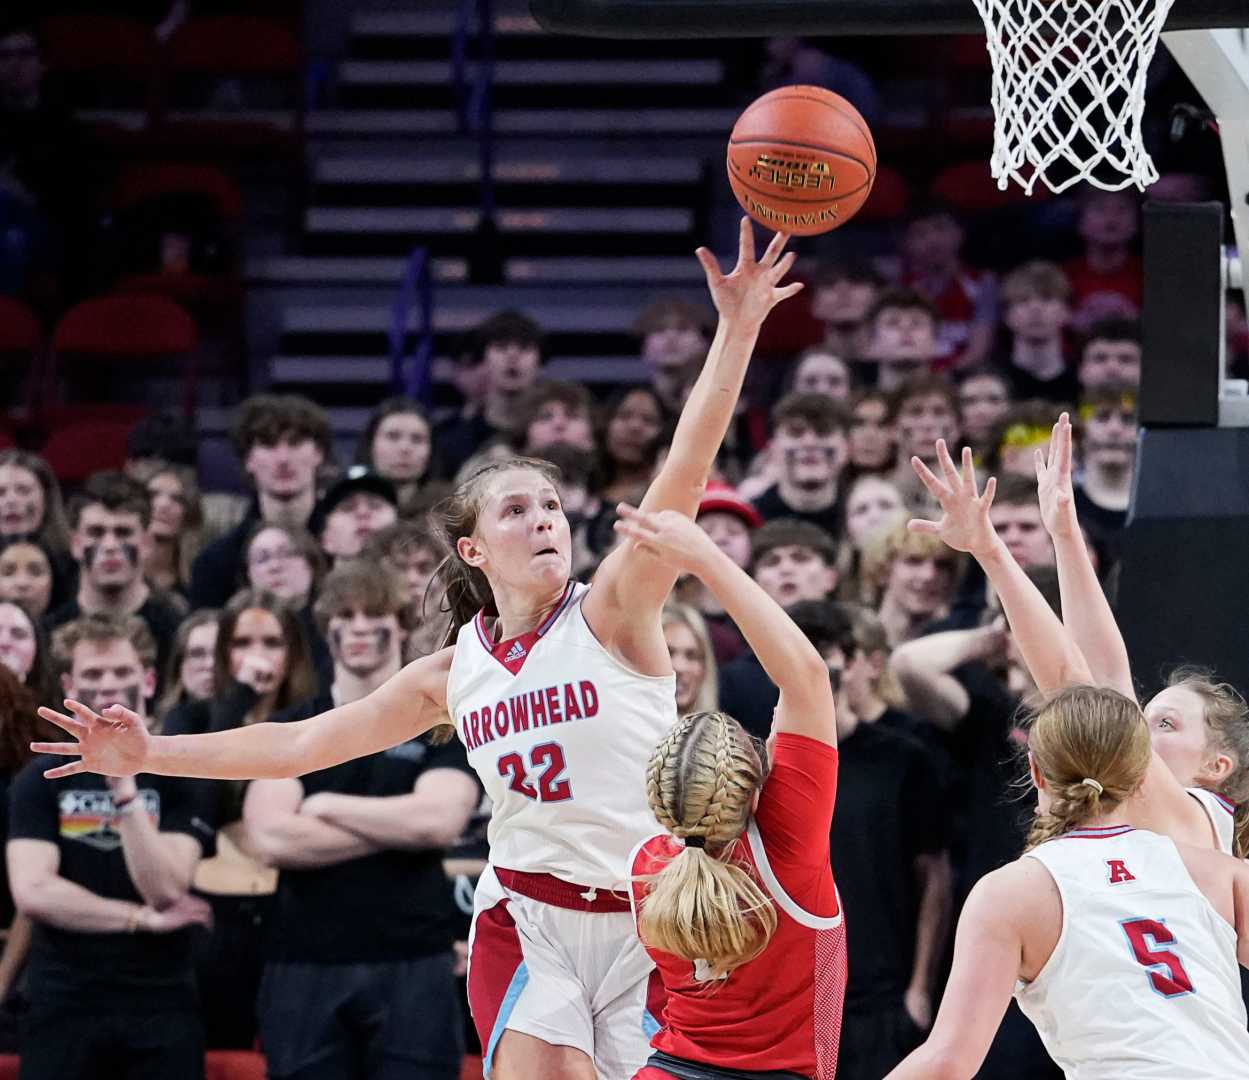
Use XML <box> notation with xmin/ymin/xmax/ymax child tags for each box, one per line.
<box><xmin>121</xmin><ymin>544</ymin><xmax>139</xmax><ymax>567</ymax></box>
<box><xmin>375</xmin><ymin>627</ymin><xmax>392</xmax><ymax>655</ymax></box>
<box><xmin>83</xmin><ymin>544</ymin><xmax>100</xmax><ymax>569</ymax></box>
<box><xmin>78</xmin><ymin>683</ymin><xmax>143</xmax><ymax>714</ymax></box>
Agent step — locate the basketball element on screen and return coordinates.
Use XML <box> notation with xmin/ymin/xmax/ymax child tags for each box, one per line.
<box><xmin>727</xmin><ymin>86</ymin><xmax>876</xmax><ymax>237</ymax></box>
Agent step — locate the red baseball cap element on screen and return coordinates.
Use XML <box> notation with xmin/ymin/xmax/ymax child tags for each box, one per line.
<box><xmin>697</xmin><ymin>483</ymin><xmax>763</xmax><ymax>529</ymax></box>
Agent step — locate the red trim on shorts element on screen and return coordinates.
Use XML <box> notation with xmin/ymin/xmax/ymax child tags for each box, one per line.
<box><xmin>467</xmin><ymin>898</ymin><xmax>525</xmax><ymax>1056</ymax></box>
<box><xmin>495</xmin><ymin>866</ymin><xmax>632</xmax><ymax>912</ymax></box>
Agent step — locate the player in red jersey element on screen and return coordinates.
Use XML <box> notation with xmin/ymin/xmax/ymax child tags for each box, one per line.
<box><xmin>613</xmin><ymin>504</ymin><xmax>844</xmax><ymax>1080</ymax></box>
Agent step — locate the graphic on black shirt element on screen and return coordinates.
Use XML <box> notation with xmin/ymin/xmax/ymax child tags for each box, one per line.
<box><xmin>57</xmin><ymin>789</ymin><xmax>158</xmax><ymax>852</ymax></box>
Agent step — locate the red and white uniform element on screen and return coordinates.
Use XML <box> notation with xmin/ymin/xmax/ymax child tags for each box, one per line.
<box><xmin>1016</xmin><ymin>824</ymin><xmax>1249</xmax><ymax>1079</ymax></box>
<box><xmin>1188</xmin><ymin>787</ymin><xmax>1237</xmax><ymax>857</ymax></box>
<box><xmin>449</xmin><ymin>582</ymin><xmax>676</xmax><ymax>1079</ymax></box>
<box><xmin>630</xmin><ymin>733</ymin><xmax>845</xmax><ymax>1080</ymax></box>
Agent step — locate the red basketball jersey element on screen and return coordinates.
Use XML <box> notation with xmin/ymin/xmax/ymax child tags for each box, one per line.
<box><xmin>630</xmin><ymin>733</ymin><xmax>845</xmax><ymax>1079</ymax></box>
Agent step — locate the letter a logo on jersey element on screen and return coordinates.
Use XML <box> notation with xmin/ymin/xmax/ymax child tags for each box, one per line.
<box><xmin>1107</xmin><ymin>859</ymin><xmax>1136</xmax><ymax>885</ymax></box>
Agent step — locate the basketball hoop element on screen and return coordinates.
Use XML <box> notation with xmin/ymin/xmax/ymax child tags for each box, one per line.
<box><xmin>970</xmin><ymin>0</ymin><xmax>1177</xmax><ymax>193</ymax></box>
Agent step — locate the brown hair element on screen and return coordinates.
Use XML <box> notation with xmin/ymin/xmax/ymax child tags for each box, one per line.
<box><xmin>750</xmin><ymin>519</ymin><xmax>839</xmax><ymax>573</ymax></box>
<box><xmin>1001</xmin><ymin>260</ymin><xmax>1071</xmax><ymax>307</ymax></box>
<box><xmin>214</xmin><ymin>591</ymin><xmax>318</xmax><ymax>716</ymax></box>
<box><xmin>230</xmin><ymin>394</ymin><xmax>332</xmax><ymax>459</ymax></box>
<box><xmin>130</xmin><ymin>462</ymin><xmax>205</xmax><ymax>588</ymax></box>
<box><xmin>1164</xmin><ymin>667</ymin><xmax>1249</xmax><ymax>858</ymax></box>
<box><xmin>0</xmin><ymin>450</ymin><xmax>70</xmax><ymax>553</ymax></box>
<box><xmin>1025</xmin><ymin>685</ymin><xmax>1151</xmax><ymax>849</ymax></box>
<box><xmin>633</xmin><ymin>295</ymin><xmax>715</xmax><ymax>340</ymax></box>
<box><xmin>639</xmin><ymin>712</ymin><xmax>776</xmax><ymax>978</ymax></box>
<box><xmin>314</xmin><ymin>559</ymin><xmax>413</xmax><ymax>635</ymax></box>
<box><xmin>866</xmin><ymin>287</ymin><xmax>938</xmax><ymax>333</ymax></box>
<box><xmin>771</xmin><ymin>392</ymin><xmax>850</xmax><ymax>437</ymax></box>
<box><xmin>51</xmin><ymin>613</ymin><xmax>158</xmax><ymax>674</ymax></box>
<box><xmin>67</xmin><ymin>471</ymin><xmax>152</xmax><ymax>531</ymax></box>
<box><xmin>156</xmin><ymin>609</ymin><xmax>219</xmax><ymax>720</ymax></box>
<box><xmin>515</xmin><ymin>381</ymin><xmax>594</xmax><ymax>446</ymax></box>
<box><xmin>354</xmin><ymin>397</ymin><xmax>434</xmax><ymax>479</ymax></box>
<box><xmin>886</xmin><ymin>374</ymin><xmax>959</xmax><ymax>424</ymax></box>
<box><xmin>0</xmin><ymin>663</ymin><xmax>45</xmax><ymax>772</ymax></box>
<box><xmin>843</xmin><ymin>603</ymin><xmax>906</xmax><ymax>709</ymax></box>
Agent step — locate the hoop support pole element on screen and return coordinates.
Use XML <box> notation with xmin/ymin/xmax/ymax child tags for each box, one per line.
<box><xmin>1163</xmin><ymin>30</ymin><xmax>1249</xmax><ymax>294</ymax></box>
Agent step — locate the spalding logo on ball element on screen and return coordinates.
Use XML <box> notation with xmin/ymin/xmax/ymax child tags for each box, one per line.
<box><xmin>728</xmin><ymin>86</ymin><xmax>876</xmax><ymax>237</ymax></box>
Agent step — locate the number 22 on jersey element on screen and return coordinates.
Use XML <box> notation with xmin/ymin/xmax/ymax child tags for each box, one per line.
<box><xmin>1121</xmin><ymin>917</ymin><xmax>1195</xmax><ymax>998</ymax></box>
<box><xmin>498</xmin><ymin>742</ymin><xmax>573</xmax><ymax>803</ymax></box>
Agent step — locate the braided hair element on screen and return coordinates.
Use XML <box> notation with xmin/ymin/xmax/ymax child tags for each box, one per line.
<box><xmin>638</xmin><ymin>711</ymin><xmax>776</xmax><ymax>978</ymax></box>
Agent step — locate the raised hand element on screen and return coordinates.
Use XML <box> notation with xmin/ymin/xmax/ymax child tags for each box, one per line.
<box><xmin>908</xmin><ymin>441</ymin><xmax>999</xmax><ymax>557</ymax></box>
<box><xmin>1036</xmin><ymin>412</ymin><xmax>1080</xmax><ymax>540</ymax></box>
<box><xmin>32</xmin><ymin>701</ymin><xmax>152</xmax><ymax>780</ymax></box>
<box><xmin>613</xmin><ymin>503</ymin><xmax>719</xmax><ymax>576</ymax></box>
<box><xmin>695</xmin><ymin>217</ymin><xmax>804</xmax><ymax>327</ymax></box>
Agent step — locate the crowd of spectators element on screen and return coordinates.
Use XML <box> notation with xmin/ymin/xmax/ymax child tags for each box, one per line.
<box><xmin>0</xmin><ymin>226</ymin><xmax>1149</xmax><ymax>1076</ymax></box>
<box><xmin>0</xmin><ymin>9</ymin><xmax>1234</xmax><ymax>1080</ymax></box>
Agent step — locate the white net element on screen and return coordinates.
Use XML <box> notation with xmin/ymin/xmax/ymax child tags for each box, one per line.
<box><xmin>970</xmin><ymin>0</ymin><xmax>1178</xmax><ymax>193</ymax></box>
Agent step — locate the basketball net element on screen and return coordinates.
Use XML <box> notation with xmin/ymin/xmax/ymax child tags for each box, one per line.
<box><xmin>971</xmin><ymin>0</ymin><xmax>1178</xmax><ymax>193</ymax></box>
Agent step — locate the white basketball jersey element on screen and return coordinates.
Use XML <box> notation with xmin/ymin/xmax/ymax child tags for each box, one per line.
<box><xmin>1016</xmin><ymin>825</ymin><xmax>1249</xmax><ymax>1079</ymax></box>
<box><xmin>445</xmin><ymin>582</ymin><xmax>676</xmax><ymax>889</ymax></box>
<box><xmin>1188</xmin><ymin>787</ymin><xmax>1238</xmax><ymax>857</ymax></box>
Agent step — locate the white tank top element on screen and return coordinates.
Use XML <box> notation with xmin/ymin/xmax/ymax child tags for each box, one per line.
<box><xmin>1188</xmin><ymin>787</ymin><xmax>1238</xmax><ymax>857</ymax></box>
<box><xmin>445</xmin><ymin>581</ymin><xmax>676</xmax><ymax>889</ymax></box>
<box><xmin>1016</xmin><ymin>825</ymin><xmax>1249</xmax><ymax>1079</ymax></box>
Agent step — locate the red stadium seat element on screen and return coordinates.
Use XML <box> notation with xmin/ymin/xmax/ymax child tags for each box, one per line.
<box><xmin>931</xmin><ymin>159</ymin><xmax>1052</xmax><ymax>213</ymax></box>
<box><xmin>167</xmin><ymin>16</ymin><xmax>300</xmax><ymax>74</ymax></box>
<box><xmin>0</xmin><ymin>296</ymin><xmax>45</xmax><ymax>415</ymax></box>
<box><xmin>113</xmin><ymin>164</ymin><xmax>244</xmax><ymax>222</ymax></box>
<box><xmin>40</xmin><ymin>15</ymin><xmax>157</xmax><ymax>73</ymax></box>
<box><xmin>41</xmin><ymin>417</ymin><xmax>139</xmax><ymax>483</ymax></box>
<box><xmin>205</xmin><ymin>1050</ymin><xmax>268</xmax><ymax>1080</ymax></box>
<box><xmin>0</xmin><ymin>1054</ymin><xmax>16</xmax><ymax>1080</ymax></box>
<box><xmin>855</xmin><ymin>165</ymin><xmax>910</xmax><ymax>223</ymax></box>
<box><xmin>50</xmin><ymin>296</ymin><xmax>199</xmax><ymax>413</ymax></box>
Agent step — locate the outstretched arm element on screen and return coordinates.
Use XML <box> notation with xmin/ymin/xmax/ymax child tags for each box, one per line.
<box><xmin>1037</xmin><ymin>414</ymin><xmax>1135</xmax><ymax>700</ymax></box>
<box><xmin>33</xmin><ymin>648</ymin><xmax>455</xmax><ymax>781</ymax></box>
<box><xmin>909</xmin><ymin>441</ymin><xmax>1092</xmax><ymax>694</ymax></box>
<box><xmin>585</xmin><ymin>220</ymin><xmax>802</xmax><ymax>646</ymax></box>
<box><xmin>614</xmin><ymin>505</ymin><xmax>835</xmax><ymax>745</ymax></box>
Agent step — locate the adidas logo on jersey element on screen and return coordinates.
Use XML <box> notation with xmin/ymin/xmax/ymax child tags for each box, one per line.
<box><xmin>504</xmin><ymin>641</ymin><xmax>527</xmax><ymax>665</ymax></box>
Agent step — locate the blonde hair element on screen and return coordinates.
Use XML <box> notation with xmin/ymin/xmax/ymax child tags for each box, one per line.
<box><xmin>1165</xmin><ymin>667</ymin><xmax>1249</xmax><ymax>858</ymax></box>
<box><xmin>1026</xmin><ymin>686</ymin><xmax>1151</xmax><ymax>850</ymax></box>
<box><xmin>661</xmin><ymin>603</ymin><xmax>719</xmax><ymax>715</ymax></box>
<box><xmin>860</xmin><ymin>520</ymin><xmax>964</xmax><ymax>604</ymax></box>
<box><xmin>639</xmin><ymin>712</ymin><xmax>775</xmax><ymax>979</ymax></box>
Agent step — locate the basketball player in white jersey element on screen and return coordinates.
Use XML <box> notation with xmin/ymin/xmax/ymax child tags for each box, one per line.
<box><xmin>1033</xmin><ymin>414</ymin><xmax>1249</xmax><ymax>858</ymax></box>
<box><xmin>882</xmin><ymin>444</ymin><xmax>1249</xmax><ymax>1078</ymax></box>
<box><xmin>29</xmin><ymin>218</ymin><xmax>804</xmax><ymax>1080</ymax></box>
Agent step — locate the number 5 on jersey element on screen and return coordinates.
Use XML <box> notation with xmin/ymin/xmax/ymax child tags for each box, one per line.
<box><xmin>498</xmin><ymin>742</ymin><xmax>573</xmax><ymax>803</ymax></box>
<box><xmin>1121</xmin><ymin>917</ymin><xmax>1195</xmax><ymax>998</ymax></box>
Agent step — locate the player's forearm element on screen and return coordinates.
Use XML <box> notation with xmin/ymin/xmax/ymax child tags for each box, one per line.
<box><xmin>694</xmin><ymin>546</ymin><xmax>832</xmax><ymax>714</ymax></box>
<box><xmin>311</xmin><ymin>792</ymin><xmax>467</xmax><ymax>852</ymax></box>
<box><xmin>16</xmin><ymin>875</ymin><xmax>144</xmax><ymax>934</ymax></box>
<box><xmin>976</xmin><ymin>537</ymin><xmax>1092</xmax><ymax>693</ymax></box>
<box><xmin>116</xmin><ymin>813</ymin><xmax>194</xmax><ymax>909</ymax></box>
<box><xmin>648</xmin><ymin>318</ymin><xmax>759</xmax><ymax>514</ymax></box>
<box><xmin>892</xmin><ymin>628</ymin><xmax>994</xmax><ymax>677</ymax></box>
<box><xmin>1052</xmin><ymin>531</ymin><xmax>1135</xmax><ymax>700</ymax></box>
<box><xmin>911</xmin><ymin>852</ymin><xmax>953</xmax><ymax>994</ymax></box>
<box><xmin>246</xmin><ymin>813</ymin><xmax>381</xmax><ymax>870</ymax></box>
<box><xmin>884</xmin><ymin>1042</ymin><xmax>974</xmax><ymax>1080</ymax></box>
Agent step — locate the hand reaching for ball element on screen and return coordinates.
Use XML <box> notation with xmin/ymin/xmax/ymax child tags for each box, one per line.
<box><xmin>695</xmin><ymin>217</ymin><xmax>803</xmax><ymax>328</ymax></box>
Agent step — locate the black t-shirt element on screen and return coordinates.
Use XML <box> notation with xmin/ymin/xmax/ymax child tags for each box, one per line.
<box><xmin>0</xmin><ymin>768</ymin><xmax>16</xmax><ymax>928</ymax></box>
<box><xmin>949</xmin><ymin>663</ymin><xmax>1030</xmax><ymax>898</ymax></box>
<box><xmin>1074</xmin><ymin>484</ymin><xmax>1127</xmax><ymax>567</ymax></box>
<box><xmin>43</xmin><ymin>593</ymin><xmax>184</xmax><ymax>690</ymax></box>
<box><xmin>751</xmin><ymin>484</ymin><xmax>845</xmax><ymax>539</ymax></box>
<box><xmin>830</xmin><ymin>721</ymin><xmax>947</xmax><ymax>1011</ymax></box>
<box><xmin>263</xmin><ymin>693</ymin><xmax>479</xmax><ymax>964</ymax></box>
<box><xmin>434</xmin><ymin>413</ymin><xmax>502</xmax><ymax>480</ymax></box>
<box><xmin>8</xmin><ymin>757</ymin><xmax>216</xmax><ymax>1008</ymax></box>
<box><xmin>718</xmin><ymin>651</ymin><xmax>779</xmax><ymax>741</ymax></box>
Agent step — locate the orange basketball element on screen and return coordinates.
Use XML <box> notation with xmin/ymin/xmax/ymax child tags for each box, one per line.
<box><xmin>727</xmin><ymin>86</ymin><xmax>877</xmax><ymax>237</ymax></box>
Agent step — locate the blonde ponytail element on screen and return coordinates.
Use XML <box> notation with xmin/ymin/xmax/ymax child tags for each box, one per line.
<box><xmin>638</xmin><ymin>712</ymin><xmax>776</xmax><ymax>978</ymax></box>
<box><xmin>1025</xmin><ymin>685</ymin><xmax>1151</xmax><ymax>851</ymax></box>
